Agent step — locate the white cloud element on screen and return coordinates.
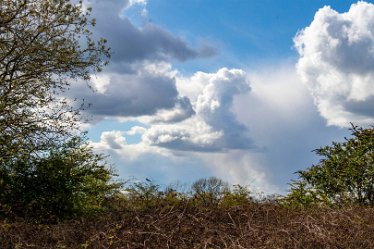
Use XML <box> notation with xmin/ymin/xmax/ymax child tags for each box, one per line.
<box><xmin>143</xmin><ymin>68</ymin><xmax>254</xmax><ymax>152</ymax></box>
<box><xmin>91</xmin><ymin>129</ymin><xmax>171</xmax><ymax>160</ymax></box>
<box><xmin>126</xmin><ymin>126</ymin><xmax>147</xmax><ymax>136</ymax></box>
<box><xmin>127</xmin><ymin>0</ymin><xmax>147</xmax><ymax>9</ymax></box>
<box><xmin>75</xmin><ymin>0</ymin><xmax>338</xmax><ymax>194</ymax></box>
<box><xmin>295</xmin><ymin>1</ymin><xmax>374</xmax><ymax>127</ymax></box>
<box><xmin>75</xmin><ymin>0</ymin><xmax>367</xmax><ymax>195</ymax></box>
<box><xmin>144</xmin><ymin>97</ymin><xmax>195</xmax><ymax>123</ymax></box>
<box><xmin>83</xmin><ymin>0</ymin><xmax>214</xmax><ymax>65</ymax></box>
<box><xmin>91</xmin><ymin>74</ymin><xmax>111</xmax><ymax>94</ymax></box>
<box><xmin>122</xmin><ymin>0</ymin><xmax>148</xmax><ymax>20</ymax></box>
<box><xmin>90</xmin><ymin>127</ymin><xmax>278</xmax><ymax>193</ymax></box>
<box><xmin>198</xmin><ymin>151</ymin><xmax>280</xmax><ymax>194</ymax></box>
<box><xmin>68</xmin><ymin>62</ymin><xmax>194</xmax><ymax>121</ymax></box>
<box><xmin>89</xmin><ymin>128</ymin><xmax>215</xmax><ymax>185</ymax></box>
<box><xmin>98</xmin><ymin>130</ymin><xmax>127</xmax><ymax>149</ymax></box>
<box><xmin>143</xmin><ymin>118</ymin><xmax>223</xmax><ymax>151</ymax></box>
<box><xmin>89</xmin><ymin>63</ymin><xmax>350</xmax><ymax>194</ymax></box>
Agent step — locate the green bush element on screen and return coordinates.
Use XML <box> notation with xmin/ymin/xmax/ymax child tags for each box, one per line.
<box><xmin>0</xmin><ymin>0</ymin><xmax>114</xmax><ymax>221</ymax></box>
<box><xmin>123</xmin><ymin>179</ymin><xmax>163</xmax><ymax>210</ymax></box>
<box><xmin>0</xmin><ymin>137</ymin><xmax>121</xmax><ymax>220</ymax></box>
<box><xmin>286</xmin><ymin>124</ymin><xmax>374</xmax><ymax>207</ymax></box>
<box><xmin>220</xmin><ymin>184</ymin><xmax>253</xmax><ymax>207</ymax></box>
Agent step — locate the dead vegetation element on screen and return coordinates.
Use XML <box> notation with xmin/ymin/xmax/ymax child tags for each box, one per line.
<box><xmin>1</xmin><ymin>201</ymin><xmax>374</xmax><ymax>249</ymax></box>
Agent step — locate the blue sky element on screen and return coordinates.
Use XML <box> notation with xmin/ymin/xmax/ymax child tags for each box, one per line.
<box><xmin>75</xmin><ymin>0</ymin><xmax>374</xmax><ymax>193</ymax></box>
<box><xmin>147</xmin><ymin>1</ymin><xmax>368</xmax><ymax>69</ymax></box>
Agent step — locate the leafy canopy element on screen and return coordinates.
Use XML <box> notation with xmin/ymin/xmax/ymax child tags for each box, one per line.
<box><xmin>0</xmin><ymin>0</ymin><xmax>118</xmax><ymax>219</ymax></box>
<box><xmin>286</xmin><ymin>125</ymin><xmax>374</xmax><ymax>206</ymax></box>
<box><xmin>0</xmin><ymin>0</ymin><xmax>109</xmax><ymax>162</ymax></box>
<box><xmin>0</xmin><ymin>137</ymin><xmax>121</xmax><ymax>219</ymax></box>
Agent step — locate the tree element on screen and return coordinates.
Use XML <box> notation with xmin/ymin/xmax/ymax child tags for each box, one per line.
<box><xmin>287</xmin><ymin>124</ymin><xmax>374</xmax><ymax>206</ymax></box>
<box><xmin>191</xmin><ymin>177</ymin><xmax>229</xmax><ymax>206</ymax></box>
<box><xmin>0</xmin><ymin>0</ymin><xmax>117</xmax><ymax>218</ymax></box>
<box><xmin>0</xmin><ymin>0</ymin><xmax>109</xmax><ymax>162</ymax></box>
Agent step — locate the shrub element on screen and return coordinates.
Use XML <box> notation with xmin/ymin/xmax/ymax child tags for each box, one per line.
<box><xmin>286</xmin><ymin>124</ymin><xmax>374</xmax><ymax>207</ymax></box>
<box><xmin>123</xmin><ymin>179</ymin><xmax>163</xmax><ymax>210</ymax></box>
<box><xmin>220</xmin><ymin>184</ymin><xmax>253</xmax><ymax>207</ymax></box>
<box><xmin>0</xmin><ymin>137</ymin><xmax>121</xmax><ymax>220</ymax></box>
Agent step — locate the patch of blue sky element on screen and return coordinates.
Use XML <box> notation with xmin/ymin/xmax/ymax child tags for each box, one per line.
<box><xmin>121</xmin><ymin>4</ymin><xmax>147</xmax><ymax>27</ymax></box>
<box><xmin>147</xmin><ymin>0</ymin><xmax>374</xmax><ymax>73</ymax></box>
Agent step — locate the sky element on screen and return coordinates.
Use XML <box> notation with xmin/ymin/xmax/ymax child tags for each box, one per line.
<box><xmin>71</xmin><ymin>0</ymin><xmax>374</xmax><ymax>194</ymax></box>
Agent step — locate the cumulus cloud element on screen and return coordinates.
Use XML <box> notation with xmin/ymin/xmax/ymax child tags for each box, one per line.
<box><xmin>68</xmin><ymin>1</ymin><xmax>215</xmax><ymax>123</ymax></box>
<box><xmin>194</xmin><ymin>68</ymin><xmax>251</xmax><ymax>149</ymax></box>
<box><xmin>68</xmin><ymin>62</ymin><xmax>194</xmax><ymax>120</ymax></box>
<box><xmin>83</xmin><ymin>0</ymin><xmax>215</xmax><ymax>65</ymax></box>
<box><xmin>91</xmin><ymin>129</ymin><xmax>170</xmax><ymax>160</ymax></box>
<box><xmin>295</xmin><ymin>1</ymin><xmax>374</xmax><ymax>127</ymax></box>
<box><xmin>91</xmin><ymin>131</ymin><xmax>214</xmax><ymax>186</ymax></box>
<box><xmin>94</xmin><ymin>131</ymin><xmax>278</xmax><ymax>193</ymax></box>
<box><xmin>99</xmin><ymin>130</ymin><xmax>127</xmax><ymax>149</ymax></box>
<box><xmin>143</xmin><ymin>118</ymin><xmax>223</xmax><ymax>152</ymax></box>
<box><xmin>90</xmin><ymin>127</ymin><xmax>277</xmax><ymax>193</ymax></box>
<box><xmin>232</xmin><ymin>63</ymin><xmax>344</xmax><ymax>191</ymax></box>
<box><xmin>126</xmin><ymin>126</ymin><xmax>147</xmax><ymax>136</ymax></box>
<box><xmin>198</xmin><ymin>151</ymin><xmax>280</xmax><ymax>194</ymax></box>
<box><xmin>145</xmin><ymin>97</ymin><xmax>196</xmax><ymax>123</ymax></box>
<box><xmin>90</xmin><ymin>63</ymin><xmax>350</xmax><ymax>194</ymax></box>
<box><xmin>142</xmin><ymin>68</ymin><xmax>254</xmax><ymax>152</ymax></box>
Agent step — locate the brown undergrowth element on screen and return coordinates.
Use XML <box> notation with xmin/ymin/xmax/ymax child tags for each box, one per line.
<box><xmin>1</xmin><ymin>201</ymin><xmax>374</xmax><ymax>249</ymax></box>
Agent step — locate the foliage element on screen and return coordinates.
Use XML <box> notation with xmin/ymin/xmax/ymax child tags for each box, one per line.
<box><xmin>0</xmin><ymin>137</ymin><xmax>121</xmax><ymax>220</ymax></box>
<box><xmin>281</xmin><ymin>180</ymin><xmax>330</xmax><ymax>208</ymax></box>
<box><xmin>106</xmin><ymin>180</ymin><xmax>189</xmax><ymax>211</ymax></box>
<box><xmin>0</xmin><ymin>0</ymin><xmax>110</xmax><ymax>162</ymax></box>
<box><xmin>124</xmin><ymin>179</ymin><xmax>163</xmax><ymax>210</ymax></box>
<box><xmin>103</xmin><ymin>178</ymin><xmax>254</xmax><ymax>211</ymax></box>
<box><xmin>220</xmin><ymin>184</ymin><xmax>253</xmax><ymax>207</ymax></box>
<box><xmin>286</xmin><ymin>124</ymin><xmax>374</xmax><ymax>206</ymax></box>
<box><xmin>0</xmin><ymin>0</ymin><xmax>117</xmax><ymax>220</ymax></box>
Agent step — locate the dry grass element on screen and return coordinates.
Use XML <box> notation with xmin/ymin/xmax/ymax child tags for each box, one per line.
<box><xmin>1</xmin><ymin>202</ymin><xmax>374</xmax><ymax>249</ymax></box>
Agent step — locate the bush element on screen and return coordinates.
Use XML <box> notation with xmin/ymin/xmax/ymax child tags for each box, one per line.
<box><xmin>220</xmin><ymin>184</ymin><xmax>253</xmax><ymax>207</ymax></box>
<box><xmin>124</xmin><ymin>179</ymin><xmax>162</xmax><ymax>210</ymax></box>
<box><xmin>286</xmin><ymin>124</ymin><xmax>374</xmax><ymax>207</ymax></box>
<box><xmin>0</xmin><ymin>137</ymin><xmax>121</xmax><ymax>220</ymax></box>
<box><xmin>0</xmin><ymin>0</ymin><xmax>114</xmax><ymax>221</ymax></box>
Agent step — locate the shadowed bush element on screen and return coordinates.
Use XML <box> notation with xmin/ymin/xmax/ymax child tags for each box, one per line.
<box><xmin>0</xmin><ymin>137</ymin><xmax>121</xmax><ymax>221</ymax></box>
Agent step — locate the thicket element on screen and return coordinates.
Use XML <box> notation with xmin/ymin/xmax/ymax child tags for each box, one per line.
<box><xmin>1</xmin><ymin>183</ymin><xmax>374</xmax><ymax>248</ymax></box>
